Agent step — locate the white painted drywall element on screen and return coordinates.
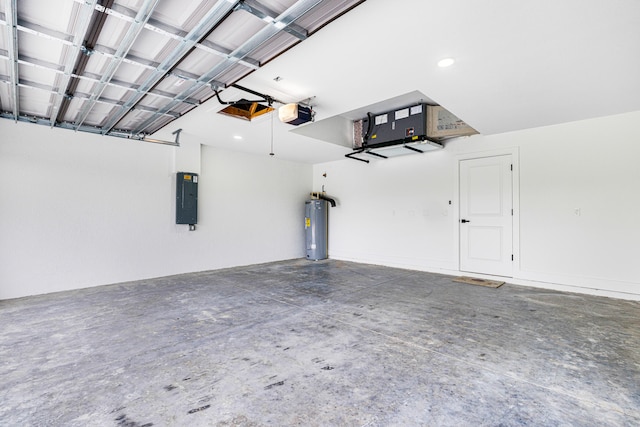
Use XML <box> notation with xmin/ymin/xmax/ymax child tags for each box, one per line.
<box><xmin>0</xmin><ymin>121</ymin><xmax>311</xmax><ymax>299</ymax></box>
<box><xmin>313</xmin><ymin>111</ymin><xmax>640</xmax><ymax>299</ymax></box>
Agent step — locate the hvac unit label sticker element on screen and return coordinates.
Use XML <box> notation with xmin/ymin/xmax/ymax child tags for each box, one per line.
<box><xmin>305</xmin><ymin>218</ymin><xmax>310</xmax><ymax>228</ymax></box>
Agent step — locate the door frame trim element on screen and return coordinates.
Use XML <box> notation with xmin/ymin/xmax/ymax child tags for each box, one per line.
<box><xmin>454</xmin><ymin>147</ymin><xmax>520</xmax><ymax>277</ymax></box>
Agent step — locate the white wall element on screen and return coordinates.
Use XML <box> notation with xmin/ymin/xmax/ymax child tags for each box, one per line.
<box><xmin>3</xmin><ymin>112</ymin><xmax>638</xmax><ymax>300</ymax></box>
<box><xmin>313</xmin><ymin>111</ymin><xmax>640</xmax><ymax>300</ymax></box>
<box><xmin>0</xmin><ymin>121</ymin><xmax>311</xmax><ymax>299</ymax></box>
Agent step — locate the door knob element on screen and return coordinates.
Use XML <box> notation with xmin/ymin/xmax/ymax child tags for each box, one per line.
<box><xmin>460</xmin><ymin>219</ymin><xmax>471</xmax><ymax>223</ymax></box>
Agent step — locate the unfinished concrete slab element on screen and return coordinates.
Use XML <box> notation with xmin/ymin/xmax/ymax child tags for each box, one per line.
<box><xmin>1</xmin><ymin>259</ymin><xmax>639</xmax><ymax>426</ymax></box>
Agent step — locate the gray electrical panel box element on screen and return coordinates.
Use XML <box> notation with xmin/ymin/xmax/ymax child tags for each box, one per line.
<box><xmin>305</xmin><ymin>199</ymin><xmax>328</xmax><ymax>260</ymax></box>
<box><xmin>176</xmin><ymin>172</ymin><xmax>198</xmax><ymax>225</ymax></box>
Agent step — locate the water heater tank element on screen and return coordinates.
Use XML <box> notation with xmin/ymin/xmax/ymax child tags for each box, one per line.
<box><xmin>305</xmin><ymin>199</ymin><xmax>328</xmax><ymax>260</ymax></box>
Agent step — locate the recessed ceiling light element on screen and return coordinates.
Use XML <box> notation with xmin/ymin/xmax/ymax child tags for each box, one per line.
<box><xmin>437</xmin><ymin>58</ymin><xmax>455</xmax><ymax>68</ymax></box>
<box><xmin>233</xmin><ymin>135</ymin><xmax>242</xmax><ymax>140</ymax></box>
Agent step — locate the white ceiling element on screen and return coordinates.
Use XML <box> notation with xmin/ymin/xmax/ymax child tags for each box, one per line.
<box><xmin>156</xmin><ymin>0</ymin><xmax>640</xmax><ymax>163</ymax></box>
<box><xmin>3</xmin><ymin>0</ymin><xmax>640</xmax><ymax>164</ymax></box>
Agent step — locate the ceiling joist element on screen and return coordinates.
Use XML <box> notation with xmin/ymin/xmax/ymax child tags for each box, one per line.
<box><xmin>3</xmin><ymin>0</ymin><xmax>18</xmax><ymax>120</ymax></box>
<box><xmin>0</xmin><ymin>50</ymin><xmax>201</xmax><ymax>106</ymax></box>
<box><xmin>99</xmin><ymin>0</ymin><xmax>240</xmax><ymax>134</ymax></box>
<box><xmin>0</xmin><ymin>74</ymin><xmax>179</xmax><ymax>119</ymax></box>
<box><xmin>0</xmin><ymin>0</ymin><xmax>366</xmax><ymax>140</ymax></box>
<box><xmin>54</xmin><ymin>0</ymin><xmax>115</xmax><ymax>124</ymax></box>
<box><xmin>72</xmin><ymin>0</ymin><xmax>161</xmax><ymax>130</ymax></box>
<box><xmin>236</xmin><ymin>0</ymin><xmax>308</xmax><ymax>40</ymax></box>
<box><xmin>132</xmin><ymin>0</ymin><xmax>327</xmax><ymax>135</ymax></box>
<box><xmin>48</xmin><ymin>0</ymin><xmax>99</xmax><ymax>127</ymax></box>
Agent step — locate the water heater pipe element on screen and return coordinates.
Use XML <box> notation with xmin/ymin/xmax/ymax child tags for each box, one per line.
<box><xmin>310</xmin><ymin>191</ymin><xmax>336</xmax><ymax>207</ymax></box>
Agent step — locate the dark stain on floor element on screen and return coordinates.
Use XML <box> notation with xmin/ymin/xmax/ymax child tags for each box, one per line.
<box><xmin>187</xmin><ymin>404</ymin><xmax>211</xmax><ymax>414</ymax></box>
<box><xmin>264</xmin><ymin>380</ymin><xmax>285</xmax><ymax>390</ymax></box>
<box><xmin>115</xmin><ymin>414</ymin><xmax>153</xmax><ymax>427</ymax></box>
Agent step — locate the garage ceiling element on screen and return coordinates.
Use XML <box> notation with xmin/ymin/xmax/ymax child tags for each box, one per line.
<box><xmin>2</xmin><ymin>0</ymin><xmax>640</xmax><ymax>164</ymax></box>
<box><xmin>0</xmin><ymin>0</ymin><xmax>362</xmax><ymax>140</ymax></box>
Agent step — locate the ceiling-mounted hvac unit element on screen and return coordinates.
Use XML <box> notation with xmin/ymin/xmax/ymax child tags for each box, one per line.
<box><xmin>346</xmin><ymin>103</ymin><xmax>477</xmax><ymax>163</ymax></box>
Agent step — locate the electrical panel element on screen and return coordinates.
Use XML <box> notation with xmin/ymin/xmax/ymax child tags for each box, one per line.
<box><xmin>176</xmin><ymin>172</ymin><xmax>198</xmax><ymax>226</ymax></box>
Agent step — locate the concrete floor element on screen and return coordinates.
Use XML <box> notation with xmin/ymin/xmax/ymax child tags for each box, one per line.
<box><xmin>1</xmin><ymin>259</ymin><xmax>639</xmax><ymax>426</ymax></box>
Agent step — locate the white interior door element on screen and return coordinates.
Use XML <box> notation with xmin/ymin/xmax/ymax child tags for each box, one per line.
<box><xmin>459</xmin><ymin>155</ymin><xmax>513</xmax><ymax>277</ymax></box>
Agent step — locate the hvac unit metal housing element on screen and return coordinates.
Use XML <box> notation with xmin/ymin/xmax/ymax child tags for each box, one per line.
<box><xmin>364</xmin><ymin>103</ymin><xmax>429</xmax><ymax>144</ymax></box>
<box><xmin>347</xmin><ymin>103</ymin><xmax>443</xmax><ymax>163</ymax></box>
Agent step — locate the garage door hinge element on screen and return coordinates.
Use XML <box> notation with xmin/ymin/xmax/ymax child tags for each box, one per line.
<box><xmin>510</xmin><ymin>164</ymin><xmax>513</xmax><ymax>171</ymax></box>
<box><xmin>512</xmin><ymin>254</ymin><xmax>514</xmax><ymax>261</ymax></box>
